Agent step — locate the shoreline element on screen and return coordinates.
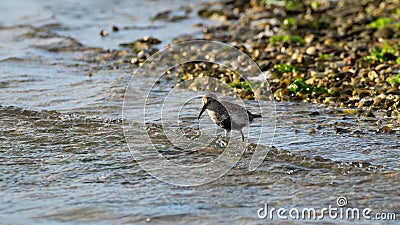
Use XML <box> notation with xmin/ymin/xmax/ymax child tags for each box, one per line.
<box><xmin>173</xmin><ymin>0</ymin><xmax>400</xmax><ymax>119</ymax></box>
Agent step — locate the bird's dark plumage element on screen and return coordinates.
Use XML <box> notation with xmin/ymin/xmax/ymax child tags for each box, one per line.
<box><xmin>198</xmin><ymin>93</ymin><xmax>261</xmax><ymax>141</ymax></box>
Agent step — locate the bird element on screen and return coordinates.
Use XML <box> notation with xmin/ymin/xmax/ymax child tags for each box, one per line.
<box><xmin>197</xmin><ymin>93</ymin><xmax>261</xmax><ymax>141</ymax></box>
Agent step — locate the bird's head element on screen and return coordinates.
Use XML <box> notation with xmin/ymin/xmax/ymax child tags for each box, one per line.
<box><xmin>198</xmin><ymin>93</ymin><xmax>218</xmax><ymax>120</ymax></box>
<box><xmin>201</xmin><ymin>93</ymin><xmax>218</xmax><ymax>105</ymax></box>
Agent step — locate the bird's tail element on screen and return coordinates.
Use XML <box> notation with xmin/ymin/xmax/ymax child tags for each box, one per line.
<box><xmin>251</xmin><ymin>113</ymin><xmax>262</xmax><ymax>118</ymax></box>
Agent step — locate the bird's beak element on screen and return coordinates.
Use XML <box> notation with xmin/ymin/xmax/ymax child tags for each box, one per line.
<box><xmin>198</xmin><ymin>101</ymin><xmax>209</xmax><ymax>120</ymax></box>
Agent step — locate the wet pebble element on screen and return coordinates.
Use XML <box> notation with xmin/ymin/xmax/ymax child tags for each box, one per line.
<box><xmin>100</xmin><ymin>30</ymin><xmax>108</xmax><ymax>36</ymax></box>
<box><xmin>112</xmin><ymin>25</ymin><xmax>119</xmax><ymax>32</ymax></box>
<box><xmin>364</xmin><ymin>111</ymin><xmax>376</xmax><ymax>118</ymax></box>
<box><xmin>306</xmin><ymin>46</ymin><xmax>317</xmax><ymax>56</ymax></box>
<box><xmin>374</xmin><ymin>28</ymin><xmax>395</xmax><ymax>40</ymax></box>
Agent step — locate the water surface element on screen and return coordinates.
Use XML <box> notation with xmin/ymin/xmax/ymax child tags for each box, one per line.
<box><xmin>0</xmin><ymin>0</ymin><xmax>399</xmax><ymax>224</ymax></box>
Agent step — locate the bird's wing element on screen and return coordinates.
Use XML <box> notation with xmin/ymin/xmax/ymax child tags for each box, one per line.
<box><xmin>220</xmin><ymin>101</ymin><xmax>250</xmax><ymax>127</ymax></box>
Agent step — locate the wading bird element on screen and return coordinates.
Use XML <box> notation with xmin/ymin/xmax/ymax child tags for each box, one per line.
<box><xmin>198</xmin><ymin>93</ymin><xmax>261</xmax><ymax>141</ymax></box>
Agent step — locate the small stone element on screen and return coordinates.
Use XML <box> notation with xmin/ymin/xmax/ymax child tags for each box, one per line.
<box><xmin>146</xmin><ymin>218</ymin><xmax>151</xmax><ymax>222</ymax></box>
<box><xmin>306</xmin><ymin>46</ymin><xmax>317</xmax><ymax>55</ymax></box>
<box><xmin>358</xmin><ymin>90</ymin><xmax>371</xmax><ymax>99</ymax></box>
<box><xmin>112</xmin><ymin>25</ymin><xmax>119</xmax><ymax>32</ymax></box>
<box><xmin>375</xmin><ymin>64</ymin><xmax>388</xmax><ymax>71</ymax></box>
<box><xmin>137</xmin><ymin>50</ymin><xmax>146</xmax><ymax>59</ymax></box>
<box><xmin>378</xmin><ymin>126</ymin><xmax>395</xmax><ymax>134</ymax></box>
<box><xmin>296</xmin><ymin>54</ymin><xmax>304</xmax><ymax>63</ymax></box>
<box><xmin>142</xmin><ymin>36</ymin><xmax>161</xmax><ymax>44</ymax></box>
<box><xmin>130</xmin><ymin>58</ymin><xmax>139</xmax><ymax>64</ymax></box>
<box><xmin>364</xmin><ymin>111</ymin><xmax>375</xmax><ymax>118</ymax></box>
<box><xmin>334</xmin><ymin>126</ymin><xmax>350</xmax><ymax>134</ymax></box>
<box><xmin>308</xmin><ymin>128</ymin><xmax>316</xmax><ymax>134</ymax></box>
<box><xmin>309</xmin><ymin>70</ymin><xmax>319</xmax><ymax>77</ymax></box>
<box><xmin>374</xmin><ymin>28</ymin><xmax>395</xmax><ymax>40</ymax></box>
<box><xmin>341</xmin><ymin>66</ymin><xmax>351</xmax><ymax>72</ymax></box>
<box><xmin>100</xmin><ymin>29</ymin><xmax>108</xmax><ymax>36</ymax></box>
<box><xmin>341</xmin><ymin>109</ymin><xmax>359</xmax><ymax>114</ymax></box>
<box><xmin>368</xmin><ymin>71</ymin><xmax>378</xmax><ymax>81</ymax></box>
<box><xmin>304</xmin><ymin>34</ymin><xmax>314</xmax><ymax>44</ymax></box>
<box><xmin>384</xmin><ymin>67</ymin><xmax>392</xmax><ymax>74</ymax></box>
<box><xmin>323</xmin><ymin>38</ymin><xmax>334</xmax><ymax>45</ymax></box>
<box><xmin>323</xmin><ymin>97</ymin><xmax>335</xmax><ymax>104</ymax></box>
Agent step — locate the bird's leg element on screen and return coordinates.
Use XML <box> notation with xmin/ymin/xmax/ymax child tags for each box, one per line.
<box><xmin>239</xmin><ymin>129</ymin><xmax>245</xmax><ymax>142</ymax></box>
<box><xmin>224</xmin><ymin>129</ymin><xmax>231</xmax><ymax>137</ymax></box>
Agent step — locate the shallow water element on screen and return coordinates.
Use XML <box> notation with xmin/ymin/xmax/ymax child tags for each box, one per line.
<box><xmin>1</xmin><ymin>102</ymin><xmax>399</xmax><ymax>224</ymax></box>
<box><xmin>0</xmin><ymin>0</ymin><xmax>399</xmax><ymax>224</ymax></box>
